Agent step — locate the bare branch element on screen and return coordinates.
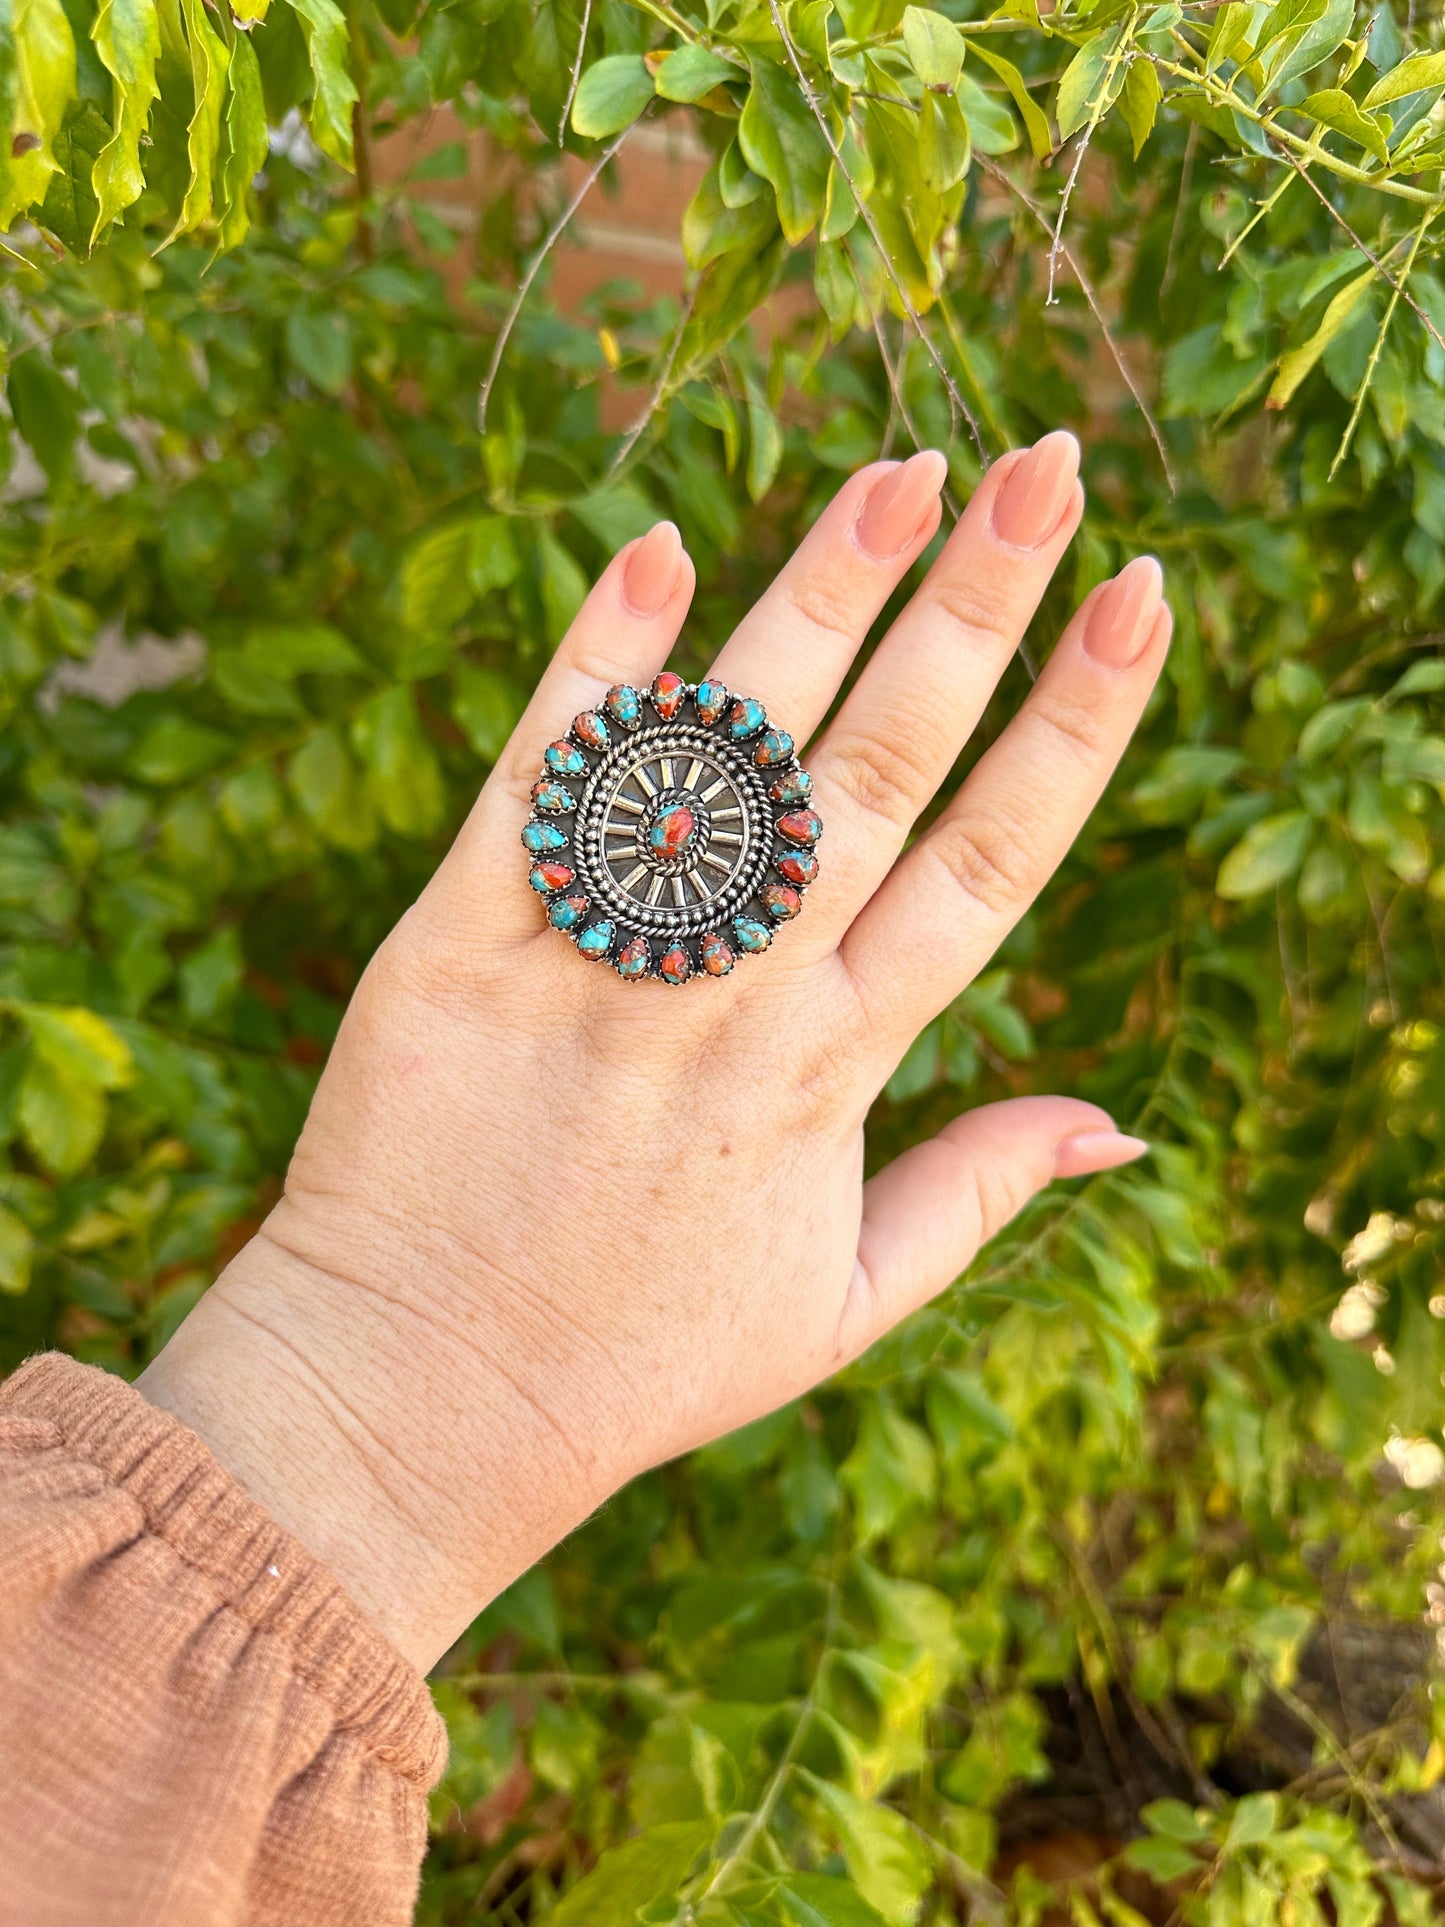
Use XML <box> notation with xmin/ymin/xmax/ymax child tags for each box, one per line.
<box><xmin>558</xmin><ymin>0</ymin><xmax>594</xmax><ymax>147</ymax></box>
<box><xmin>604</xmin><ymin>281</ymin><xmax>699</xmax><ymax>479</ymax></box>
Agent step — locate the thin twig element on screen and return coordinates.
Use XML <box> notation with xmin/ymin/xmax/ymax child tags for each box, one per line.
<box><xmin>1331</xmin><ymin>203</ymin><xmax>1437</xmax><ymax>477</ymax></box>
<box><xmin>604</xmin><ymin>281</ymin><xmax>698</xmax><ymax>478</ymax></box>
<box><xmin>981</xmin><ymin>157</ymin><xmax>1179</xmax><ymax>495</ymax></box>
<box><xmin>558</xmin><ymin>0</ymin><xmax>594</xmax><ymax>146</ymax></box>
<box><xmin>1048</xmin><ymin>124</ymin><xmax>1096</xmax><ymax>305</ymax></box>
<box><xmin>477</xmin><ymin>120</ymin><xmax>638</xmax><ymax>435</ymax></box>
<box><xmin>1160</xmin><ymin>121</ymin><xmax>1198</xmax><ymax>296</ymax></box>
<box><xmin>765</xmin><ymin>0</ymin><xmax>987</xmax><ymax>465</ymax></box>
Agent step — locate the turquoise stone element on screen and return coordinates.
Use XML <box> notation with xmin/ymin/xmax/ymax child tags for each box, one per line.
<box><xmin>577</xmin><ymin>921</ymin><xmax>615</xmax><ymax>959</ymax></box>
<box><xmin>700</xmin><ymin>932</ymin><xmax>735</xmax><ymax>976</ymax></box>
<box><xmin>769</xmin><ymin>768</ymin><xmax>812</xmax><ymax>807</ymax></box>
<box><xmin>695</xmin><ymin>678</ymin><xmax>728</xmax><ymax>726</ymax></box>
<box><xmin>754</xmin><ymin>730</ymin><xmax>794</xmax><ymax>768</ymax></box>
<box><xmin>777</xmin><ymin>850</ymin><xmax>818</xmax><ymax>887</ymax></box>
<box><xmin>615</xmin><ymin>935</ymin><xmax>651</xmax><ymax>979</ymax></box>
<box><xmin>777</xmin><ymin>809</ymin><xmax>822</xmax><ymax>847</ymax></box>
<box><xmin>761</xmin><ymin>884</ymin><xmax>802</xmax><ymax>921</ymax></box>
<box><xmin>733</xmin><ymin>917</ymin><xmax>772</xmax><ymax>954</ymax></box>
<box><xmin>605</xmin><ymin>684</ymin><xmax>642</xmax><ymax>727</ymax></box>
<box><xmin>529</xmin><ymin>860</ymin><xmax>575</xmax><ymax>894</ymax></box>
<box><xmin>728</xmin><ymin>697</ymin><xmax>766</xmax><ymax>741</ymax></box>
<box><xmin>651</xmin><ymin>671</ymin><xmax>686</xmax><ymax>719</ymax></box>
<box><xmin>531</xmin><ymin>780</ymin><xmax>574</xmax><ymax>814</ymax></box>
<box><xmin>648</xmin><ymin>802</ymin><xmax>696</xmax><ymax>858</ymax></box>
<box><xmin>659</xmin><ymin>944</ymin><xmax>691</xmax><ymax>985</ymax></box>
<box><xmin>549</xmin><ymin>894</ymin><xmax>588</xmax><ymax>932</ymax></box>
<box><xmin>572</xmin><ymin>711</ymin><xmax>609</xmax><ymax>751</ymax></box>
<box><xmin>522</xmin><ymin>821</ymin><xmax>568</xmax><ymax>854</ymax></box>
<box><xmin>545</xmin><ymin>739</ymin><xmax>587</xmax><ymax>778</ymax></box>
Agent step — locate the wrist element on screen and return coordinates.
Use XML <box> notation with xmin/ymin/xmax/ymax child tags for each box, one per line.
<box><xmin>136</xmin><ymin>1214</ymin><xmax>616</xmax><ymax>1672</ymax></box>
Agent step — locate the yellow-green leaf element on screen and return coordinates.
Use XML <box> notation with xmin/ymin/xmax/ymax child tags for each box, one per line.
<box><xmin>902</xmin><ymin>5</ymin><xmax>965</xmax><ymax>91</ymax></box>
<box><xmin>166</xmin><ymin>0</ymin><xmax>229</xmax><ymax>240</ymax></box>
<box><xmin>970</xmin><ymin>42</ymin><xmax>1051</xmax><ymax>159</ymax></box>
<box><xmin>0</xmin><ymin>1202</ymin><xmax>35</xmax><ymax>1295</ymax></box>
<box><xmin>1120</xmin><ymin>56</ymin><xmax>1161</xmax><ymax>157</ymax></box>
<box><xmin>89</xmin><ymin>0</ymin><xmax>159</xmax><ymax>239</ymax></box>
<box><xmin>1216</xmin><ymin>809</ymin><xmax>1313</xmax><ymax>897</ymax></box>
<box><xmin>283</xmin><ymin>0</ymin><xmax>356</xmax><ymax>168</ymax></box>
<box><xmin>1206</xmin><ymin>0</ymin><xmax>1253</xmax><ymax>71</ymax></box>
<box><xmin>1362</xmin><ymin>50</ymin><xmax>1445</xmax><ymax>110</ymax></box>
<box><xmin>571</xmin><ymin>53</ymin><xmax>653</xmax><ymax>137</ymax></box>
<box><xmin>1299</xmin><ymin>86</ymin><xmax>1390</xmax><ymax>164</ymax></box>
<box><xmin>739</xmin><ymin>55</ymin><xmax>830</xmax><ymax>244</ymax></box>
<box><xmin>0</xmin><ymin>0</ymin><xmax>76</xmax><ymax>229</ymax></box>
<box><xmin>1267</xmin><ymin>266</ymin><xmax>1372</xmax><ymax>408</ymax></box>
<box><xmin>215</xmin><ymin>29</ymin><xmax>266</xmax><ymax>253</ymax></box>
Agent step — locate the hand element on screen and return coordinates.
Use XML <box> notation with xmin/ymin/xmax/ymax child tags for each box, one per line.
<box><xmin>138</xmin><ymin>432</ymin><xmax>1170</xmax><ymax>1671</ymax></box>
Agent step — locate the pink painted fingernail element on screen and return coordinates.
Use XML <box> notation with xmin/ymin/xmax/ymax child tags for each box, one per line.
<box><xmin>856</xmin><ymin>450</ymin><xmax>948</xmax><ymax>559</ymax></box>
<box><xmin>1053</xmin><ymin>1129</ymin><xmax>1150</xmax><ymax>1179</ymax></box>
<box><xmin>622</xmin><ymin>521</ymin><xmax>683</xmax><ymax>616</ymax></box>
<box><xmin>991</xmin><ymin>430</ymin><xmax>1080</xmax><ymax>549</ymax></box>
<box><xmin>1083</xmin><ymin>555</ymin><xmax>1165</xmax><ymax>669</ymax></box>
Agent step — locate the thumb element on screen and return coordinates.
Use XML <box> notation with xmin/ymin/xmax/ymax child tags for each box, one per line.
<box><xmin>839</xmin><ymin>1096</ymin><xmax>1148</xmax><ymax>1361</ymax></box>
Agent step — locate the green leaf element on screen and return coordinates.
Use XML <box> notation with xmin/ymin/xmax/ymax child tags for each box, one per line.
<box><xmin>36</xmin><ymin>99</ymin><xmax>106</xmax><ymax>256</ymax></box>
<box><xmin>955</xmin><ymin>70</ymin><xmax>1015</xmax><ymax>154</ymax></box>
<box><xmin>682</xmin><ymin>158</ymin><xmax>779</xmax><ymax>271</ymax></box>
<box><xmin>969</xmin><ymin>43</ymin><xmax>1051</xmax><ymax>159</ymax></box>
<box><xmin>1267</xmin><ymin>267</ymin><xmax>1373</xmax><ymax>409</ymax></box>
<box><xmin>289</xmin><ymin>725</ymin><xmax>377</xmax><ymax>850</ymax></box>
<box><xmin>1224</xmin><ymin>1791</ymin><xmax>1279</xmax><ymax>1849</ymax></box>
<box><xmin>178</xmin><ymin>927</ymin><xmax>243</xmax><ymax>1026</ymax></box>
<box><xmin>89</xmin><ymin>0</ymin><xmax>160</xmax><ymax>239</ymax></box>
<box><xmin>550</xmin><ymin>1821</ymin><xmax>712</xmax><ymax>1927</ymax></box>
<box><xmin>745</xmin><ymin>376</ymin><xmax>783</xmax><ymax>502</ymax></box>
<box><xmin>351</xmin><ymin>686</ymin><xmax>445</xmax><ymax>838</ymax></box>
<box><xmin>1260</xmin><ymin>0</ymin><xmax>1353</xmax><ymax>93</ymax></box>
<box><xmin>0</xmin><ymin>0</ymin><xmax>77</xmax><ymax>230</ymax></box>
<box><xmin>1123</xmin><ymin>1836</ymin><xmax>1204</xmax><ymax>1881</ymax></box>
<box><xmin>840</xmin><ymin>1403</ymin><xmax>937</xmax><ymax>1543</ymax></box>
<box><xmin>804</xmin><ymin>1776</ymin><xmax>934</xmax><ymax>1924</ymax></box>
<box><xmin>453</xmin><ymin>663</ymin><xmax>524</xmax><ymax>762</ymax></box>
<box><xmin>1120</xmin><ymin>57</ymin><xmax>1161</xmax><ymax>158</ymax></box>
<box><xmin>536</xmin><ymin>527</ymin><xmax>589</xmax><ymax>647</ymax></box>
<box><xmin>1361</xmin><ymin>49</ymin><xmax>1445</xmax><ymax>109</ymax></box>
<box><xmin>1207</xmin><ymin>1</ymin><xmax>1254</xmax><ymax>72</ymax></box>
<box><xmin>918</xmin><ymin>89</ymin><xmax>970</xmax><ymax>191</ymax></box>
<box><xmin>285</xmin><ymin>310</ymin><xmax>352</xmax><ymax>395</ymax></box>
<box><xmin>283</xmin><ymin>0</ymin><xmax>356</xmax><ymax>167</ymax></box>
<box><xmin>1299</xmin><ymin>88</ymin><xmax>1390</xmax><ymax>165</ymax></box>
<box><xmin>7</xmin><ymin>351</ymin><xmax>78</xmax><ymax>483</ymax></box>
<box><xmin>739</xmin><ymin>55</ymin><xmax>830</xmax><ymax>245</ymax></box>
<box><xmin>243</xmin><ymin>623</ymin><xmax>365</xmax><ymax>679</ymax></box>
<box><xmin>1132</xmin><ymin>746</ymin><xmax>1244</xmax><ymax>824</ymax></box>
<box><xmin>776</xmin><ymin>1874</ymin><xmax>892</xmax><ymax>1927</ymax></box>
<box><xmin>0</xmin><ymin>1202</ymin><xmax>35</xmax><ymax>1295</ymax></box>
<box><xmin>130</xmin><ymin>715</ymin><xmax>231</xmax><ymax>785</ymax></box>
<box><xmin>1142</xmin><ymin>1798</ymin><xmax>1209</xmax><ymax>1842</ymax></box>
<box><xmin>19</xmin><ymin>1004</ymin><xmax>134</xmax><ymax>1090</ymax></box>
<box><xmin>902</xmin><ymin>6</ymin><xmax>965</xmax><ymax>91</ymax></box>
<box><xmin>215</xmin><ymin>28</ymin><xmax>266</xmax><ymax>253</ymax></box>
<box><xmin>1055</xmin><ymin>37</ymin><xmax>1107</xmax><ymax>139</ymax></box>
<box><xmin>1216</xmin><ymin>810</ymin><xmax>1313</xmax><ymax>898</ymax></box>
<box><xmin>19</xmin><ymin>1050</ymin><xmax>105</xmax><ymax>1175</ymax></box>
<box><xmin>654</xmin><ymin>44</ymin><xmax>737</xmax><ymax>104</ymax></box>
<box><xmin>571</xmin><ymin>53</ymin><xmax>653</xmax><ymax>137</ymax></box>
<box><xmin>166</xmin><ymin>0</ymin><xmax>229</xmax><ymax>240</ymax></box>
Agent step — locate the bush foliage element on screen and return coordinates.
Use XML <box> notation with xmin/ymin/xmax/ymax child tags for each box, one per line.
<box><xmin>4</xmin><ymin>0</ymin><xmax>1445</xmax><ymax>1918</ymax></box>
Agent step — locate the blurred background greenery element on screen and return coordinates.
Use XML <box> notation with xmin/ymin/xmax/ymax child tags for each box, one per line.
<box><xmin>3</xmin><ymin>0</ymin><xmax>1445</xmax><ymax>1918</ymax></box>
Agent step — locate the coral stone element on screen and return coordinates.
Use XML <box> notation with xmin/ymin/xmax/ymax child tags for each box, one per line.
<box><xmin>605</xmin><ymin>684</ymin><xmax>642</xmax><ymax>727</ymax></box>
<box><xmin>777</xmin><ymin>850</ymin><xmax>818</xmax><ymax>888</ymax></box>
<box><xmin>531</xmin><ymin>780</ymin><xmax>574</xmax><ymax>814</ymax></box>
<box><xmin>529</xmin><ymin>861</ymin><xmax>575</xmax><ymax>894</ymax></box>
<box><xmin>572</xmin><ymin>711</ymin><xmax>609</xmax><ymax>751</ymax></box>
<box><xmin>700</xmin><ymin>933</ymin><xmax>735</xmax><ymax>976</ymax></box>
<box><xmin>522</xmin><ymin>821</ymin><xmax>568</xmax><ymax>854</ymax></box>
<box><xmin>545</xmin><ymin>740</ymin><xmax>587</xmax><ymax>778</ymax></box>
<box><xmin>648</xmin><ymin>802</ymin><xmax>696</xmax><ymax>859</ymax></box>
<box><xmin>650</xmin><ymin>671</ymin><xmax>686</xmax><ymax>720</ymax></box>
<box><xmin>733</xmin><ymin>917</ymin><xmax>772</xmax><ymax>954</ymax></box>
<box><xmin>761</xmin><ymin>884</ymin><xmax>802</xmax><ymax>921</ymax></box>
<box><xmin>769</xmin><ymin>768</ymin><xmax>812</xmax><ymax>807</ymax></box>
<box><xmin>727</xmin><ymin>697</ymin><xmax>766</xmax><ymax>741</ymax></box>
<box><xmin>755</xmin><ymin>730</ymin><xmax>795</xmax><ymax>768</ymax></box>
<box><xmin>615</xmin><ymin>936</ymin><xmax>651</xmax><ymax>980</ymax></box>
<box><xmin>777</xmin><ymin>809</ymin><xmax>822</xmax><ymax>847</ymax></box>
<box><xmin>695</xmin><ymin>678</ymin><xmax>728</xmax><ymax>725</ymax></box>
<box><xmin>549</xmin><ymin>894</ymin><xmax>588</xmax><ymax>932</ymax></box>
<box><xmin>577</xmin><ymin>921</ymin><xmax>615</xmax><ymax>959</ymax></box>
<box><xmin>659</xmin><ymin>944</ymin><xmax>691</xmax><ymax>985</ymax></box>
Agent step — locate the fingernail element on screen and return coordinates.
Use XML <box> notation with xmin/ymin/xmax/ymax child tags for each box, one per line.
<box><xmin>623</xmin><ymin>521</ymin><xmax>683</xmax><ymax>616</ymax></box>
<box><xmin>1053</xmin><ymin>1129</ymin><xmax>1150</xmax><ymax>1180</ymax></box>
<box><xmin>1083</xmin><ymin>555</ymin><xmax>1165</xmax><ymax>669</ymax></box>
<box><xmin>991</xmin><ymin>430</ymin><xmax>1080</xmax><ymax>549</ymax></box>
<box><xmin>856</xmin><ymin>450</ymin><xmax>948</xmax><ymax>560</ymax></box>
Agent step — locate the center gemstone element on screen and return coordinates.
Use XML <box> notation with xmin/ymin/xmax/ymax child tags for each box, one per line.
<box><xmin>648</xmin><ymin>802</ymin><xmax>697</xmax><ymax>859</ymax></box>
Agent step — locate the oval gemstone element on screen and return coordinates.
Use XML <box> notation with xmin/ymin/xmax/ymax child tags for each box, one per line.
<box><xmin>577</xmin><ymin>921</ymin><xmax>615</xmax><ymax>959</ymax></box>
<box><xmin>754</xmin><ymin>730</ymin><xmax>794</xmax><ymax>768</ymax></box>
<box><xmin>522</xmin><ymin>820</ymin><xmax>568</xmax><ymax>854</ymax></box>
<box><xmin>777</xmin><ymin>850</ymin><xmax>819</xmax><ymax>888</ymax></box>
<box><xmin>777</xmin><ymin>809</ymin><xmax>822</xmax><ymax>847</ymax></box>
<box><xmin>695</xmin><ymin>678</ymin><xmax>728</xmax><ymax>726</ymax></box>
<box><xmin>605</xmin><ymin>684</ymin><xmax>642</xmax><ymax>728</ymax></box>
<box><xmin>650</xmin><ymin>671</ymin><xmax>686</xmax><ymax>720</ymax></box>
<box><xmin>659</xmin><ymin>944</ymin><xmax>692</xmax><ymax>985</ymax></box>
<box><xmin>615</xmin><ymin>935</ymin><xmax>651</xmax><ymax>980</ymax></box>
<box><xmin>733</xmin><ymin>917</ymin><xmax>772</xmax><ymax>954</ymax></box>
<box><xmin>648</xmin><ymin>802</ymin><xmax>696</xmax><ymax>859</ymax></box>
<box><xmin>529</xmin><ymin>861</ymin><xmax>575</xmax><ymax>894</ymax></box>
<box><xmin>545</xmin><ymin>740</ymin><xmax>587</xmax><ymax>778</ymax></box>
<box><xmin>728</xmin><ymin>697</ymin><xmax>766</xmax><ymax>741</ymax></box>
<box><xmin>531</xmin><ymin>780</ymin><xmax>575</xmax><ymax>814</ymax></box>
<box><xmin>549</xmin><ymin>894</ymin><xmax>588</xmax><ymax>932</ymax></box>
<box><xmin>769</xmin><ymin>768</ymin><xmax>812</xmax><ymax>807</ymax></box>
<box><xmin>761</xmin><ymin>884</ymin><xmax>802</xmax><ymax>921</ymax></box>
<box><xmin>572</xmin><ymin>711</ymin><xmax>609</xmax><ymax>751</ymax></box>
<box><xmin>700</xmin><ymin>932</ymin><xmax>735</xmax><ymax>976</ymax></box>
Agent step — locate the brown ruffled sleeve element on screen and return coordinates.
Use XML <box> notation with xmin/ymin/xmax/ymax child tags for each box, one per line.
<box><xmin>0</xmin><ymin>1352</ymin><xmax>447</xmax><ymax>1927</ymax></box>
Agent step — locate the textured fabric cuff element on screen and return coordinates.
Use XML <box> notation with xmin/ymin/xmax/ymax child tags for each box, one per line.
<box><xmin>1</xmin><ymin>1351</ymin><xmax>448</xmax><ymax>1788</ymax></box>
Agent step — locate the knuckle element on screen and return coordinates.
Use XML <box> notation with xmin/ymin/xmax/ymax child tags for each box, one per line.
<box><xmin>786</xmin><ymin>572</ymin><xmax>866</xmax><ymax>644</ymax></box>
<box><xmin>826</xmin><ymin>721</ymin><xmax>938</xmax><ymax>833</ymax></box>
<box><xmin>1027</xmin><ymin>690</ymin><xmax>1108</xmax><ymax>764</ymax></box>
<box><xmin>929</xmin><ymin>577</ymin><xmax>1021</xmax><ymax>653</ymax></box>
<box><xmin>929</xmin><ymin>812</ymin><xmax>1029</xmax><ymax>916</ymax></box>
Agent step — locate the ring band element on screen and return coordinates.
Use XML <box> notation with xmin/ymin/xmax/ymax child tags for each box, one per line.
<box><xmin>522</xmin><ymin>674</ymin><xmax>821</xmax><ymax>983</ymax></box>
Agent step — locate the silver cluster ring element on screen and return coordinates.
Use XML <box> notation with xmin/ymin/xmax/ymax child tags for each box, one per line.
<box><xmin>521</xmin><ymin>673</ymin><xmax>822</xmax><ymax>984</ymax></box>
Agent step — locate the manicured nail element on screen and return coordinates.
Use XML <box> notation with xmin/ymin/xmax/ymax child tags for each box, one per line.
<box><xmin>856</xmin><ymin>450</ymin><xmax>948</xmax><ymax>560</ymax></box>
<box><xmin>623</xmin><ymin>521</ymin><xmax>683</xmax><ymax>616</ymax></box>
<box><xmin>991</xmin><ymin>430</ymin><xmax>1080</xmax><ymax>549</ymax></box>
<box><xmin>1083</xmin><ymin>555</ymin><xmax>1165</xmax><ymax>669</ymax></box>
<box><xmin>1053</xmin><ymin>1129</ymin><xmax>1150</xmax><ymax>1180</ymax></box>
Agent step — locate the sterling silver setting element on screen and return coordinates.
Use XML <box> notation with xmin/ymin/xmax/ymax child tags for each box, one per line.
<box><xmin>522</xmin><ymin>675</ymin><xmax>822</xmax><ymax>983</ymax></box>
